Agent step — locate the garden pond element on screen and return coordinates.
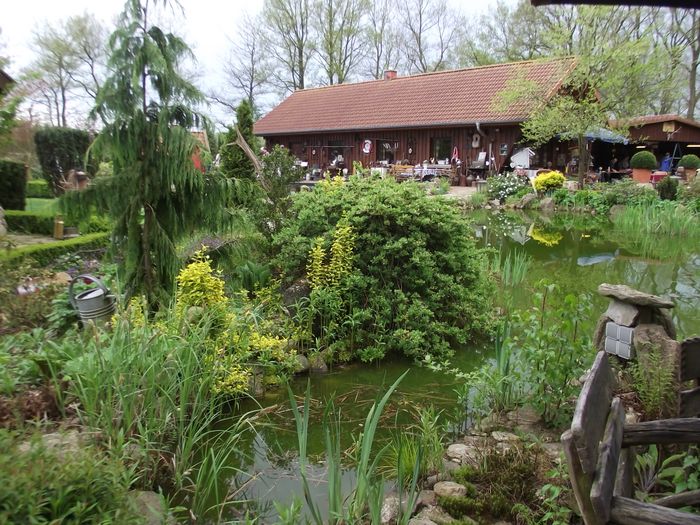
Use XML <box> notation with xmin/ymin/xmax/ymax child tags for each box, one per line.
<box><xmin>225</xmin><ymin>209</ymin><xmax>700</xmax><ymax>521</ymax></box>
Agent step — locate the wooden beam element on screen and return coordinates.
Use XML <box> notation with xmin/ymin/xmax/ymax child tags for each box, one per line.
<box><xmin>572</xmin><ymin>351</ymin><xmax>617</xmax><ymax>474</ymax></box>
<box><xmin>681</xmin><ymin>337</ymin><xmax>700</xmax><ymax>382</ymax></box>
<box><xmin>615</xmin><ymin>447</ymin><xmax>635</xmax><ymax>498</ymax></box>
<box><xmin>591</xmin><ymin>398</ymin><xmax>625</xmax><ymax>523</ymax></box>
<box><xmin>609</xmin><ymin>496</ymin><xmax>700</xmax><ymax>525</ymax></box>
<box><xmin>681</xmin><ymin>387</ymin><xmax>700</xmax><ymax>418</ymax></box>
<box><xmin>622</xmin><ymin>418</ymin><xmax>700</xmax><ymax>447</ymax></box>
<box><xmin>562</xmin><ymin>429</ymin><xmax>601</xmax><ymax>525</ymax></box>
<box><xmin>655</xmin><ymin>489</ymin><xmax>700</xmax><ymax>509</ymax></box>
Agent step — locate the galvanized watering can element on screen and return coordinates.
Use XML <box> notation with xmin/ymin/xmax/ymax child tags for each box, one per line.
<box><xmin>69</xmin><ymin>274</ymin><xmax>116</xmax><ymax>324</ymax></box>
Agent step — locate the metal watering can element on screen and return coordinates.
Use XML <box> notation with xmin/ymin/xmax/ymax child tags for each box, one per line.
<box><xmin>69</xmin><ymin>274</ymin><xmax>116</xmax><ymax>324</ymax></box>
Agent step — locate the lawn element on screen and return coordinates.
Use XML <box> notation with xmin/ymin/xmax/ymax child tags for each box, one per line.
<box><xmin>25</xmin><ymin>198</ymin><xmax>58</xmax><ymax>214</ymax></box>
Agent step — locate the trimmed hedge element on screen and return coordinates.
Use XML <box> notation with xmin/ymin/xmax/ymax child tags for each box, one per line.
<box><xmin>0</xmin><ymin>159</ymin><xmax>26</xmax><ymax>210</ymax></box>
<box><xmin>26</xmin><ymin>179</ymin><xmax>52</xmax><ymax>198</ymax></box>
<box><xmin>4</xmin><ymin>210</ymin><xmax>54</xmax><ymax>235</ymax></box>
<box><xmin>0</xmin><ymin>232</ymin><xmax>110</xmax><ymax>266</ymax></box>
<box><xmin>678</xmin><ymin>154</ymin><xmax>700</xmax><ymax>170</ymax></box>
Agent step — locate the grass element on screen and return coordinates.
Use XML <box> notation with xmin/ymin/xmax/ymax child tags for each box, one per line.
<box><xmin>25</xmin><ymin>198</ymin><xmax>58</xmax><ymax>214</ymax></box>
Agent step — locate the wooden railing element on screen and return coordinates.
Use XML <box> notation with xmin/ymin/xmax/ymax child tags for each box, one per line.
<box><xmin>563</xmin><ymin>337</ymin><xmax>700</xmax><ymax>524</ymax></box>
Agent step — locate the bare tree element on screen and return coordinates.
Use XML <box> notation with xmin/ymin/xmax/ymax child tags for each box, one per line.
<box><xmin>215</xmin><ymin>13</ymin><xmax>272</xmax><ymax>115</ymax></box>
<box><xmin>64</xmin><ymin>13</ymin><xmax>108</xmax><ymax>101</ymax></box>
<box><xmin>263</xmin><ymin>0</ymin><xmax>315</xmax><ymax>93</ymax></box>
<box><xmin>399</xmin><ymin>0</ymin><xmax>462</xmax><ymax>74</ymax></box>
<box><xmin>364</xmin><ymin>0</ymin><xmax>404</xmax><ymax>78</ymax></box>
<box><xmin>314</xmin><ymin>0</ymin><xmax>368</xmax><ymax>85</ymax></box>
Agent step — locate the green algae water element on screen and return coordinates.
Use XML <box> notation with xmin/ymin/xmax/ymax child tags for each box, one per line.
<box><xmin>220</xmin><ymin>209</ymin><xmax>700</xmax><ymax>522</ymax></box>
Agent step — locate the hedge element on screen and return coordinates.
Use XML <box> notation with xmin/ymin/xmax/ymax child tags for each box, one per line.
<box><xmin>26</xmin><ymin>179</ymin><xmax>52</xmax><ymax>198</ymax></box>
<box><xmin>34</xmin><ymin>127</ymin><xmax>93</xmax><ymax>196</ymax></box>
<box><xmin>0</xmin><ymin>232</ymin><xmax>110</xmax><ymax>266</ymax></box>
<box><xmin>630</xmin><ymin>151</ymin><xmax>657</xmax><ymax>170</ymax></box>
<box><xmin>0</xmin><ymin>159</ymin><xmax>26</xmax><ymax>210</ymax></box>
<box><xmin>4</xmin><ymin>210</ymin><xmax>55</xmax><ymax>235</ymax></box>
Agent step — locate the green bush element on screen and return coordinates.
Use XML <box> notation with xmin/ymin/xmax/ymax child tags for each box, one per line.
<box><xmin>34</xmin><ymin>127</ymin><xmax>93</xmax><ymax>196</ymax></box>
<box><xmin>0</xmin><ymin>232</ymin><xmax>109</xmax><ymax>266</ymax></box>
<box><xmin>0</xmin><ymin>159</ymin><xmax>26</xmax><ymax>210</ymax></box>
<box><xmin>678</xmin><ymin>154</ymin><xmax>700</xmax><ymax>170</ymax></box>
<box><xmin>273</xmin><ymin>177</ymin><xmax>494</xmax><ymax>362</ymax></box>
<box><xmin>26</xmin><ymin>179</ymin><xmax>52</xmax><ymax>198</ymax></box>
<box><xmin>4</xmin><ymin>210</ymin><xmax>54</xmax><ymax>235</ymax></box>
<box><xmin>679</xmin><ymin>177</ymin><xmax>700</xmax><ymax>213</ymax></box>
<box><xmin>533</xmin><ymin>170</ymin><xmax>565</xmax><ymax>193</ymax></box>
<box><xmin>630</xmin><ymin>151</ymin><xmax>657</xmax><ymax>170</ymax></box>
<box><xmin>655</xmin><ymin>175</ymin><xmax>678</xmax><ymax>201</ymax></box>
<box><xmin>0</xmin><ymin>430</ymin><xmax>139</xmax><ymax>524</ymax></box>
<box><xmin>598</xmin><ymin>180</ymin><xmax>658</xmax><ymax>207</ymax></box>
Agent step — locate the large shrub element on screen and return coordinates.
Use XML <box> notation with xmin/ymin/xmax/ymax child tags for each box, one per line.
<box><xmin>630</xmin><ymin>150</ymin><xmax>657</xmax><ymax>170</ymax></box>
<box><xmin>34</xmin><ymin>127</ymin><xmax>92</xmax><ymax>196</ymax></box>
<box><xmin>273</xmin><ymin>177</ymin><xmax>494</xmax><ymax>362</ymax></box>
<box><xmin>678</xmin><ymin>154</ymin><xmax>700</xmax><ymax>170</ymax></box>
<box><xmin>0</xmin><ymin>159</ymin><xmax>26</xmax><ymax>210</ymax></box>
<box><xmin>656</xmin><ymin>175</ymin><xmax>678</xmax><ymax>201</ymax></box>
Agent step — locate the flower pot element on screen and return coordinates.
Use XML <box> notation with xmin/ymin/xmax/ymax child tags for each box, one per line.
<box><xmin>632</xmin><ymin>168</ymin><xmax>652</xmax><ymax>183</ymax></box>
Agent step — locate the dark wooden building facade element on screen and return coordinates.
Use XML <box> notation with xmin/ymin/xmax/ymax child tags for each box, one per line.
<box><xmin>254</xmin><ymin>58</ymin><xmax>577</xmax><ymax>174</ymax></box>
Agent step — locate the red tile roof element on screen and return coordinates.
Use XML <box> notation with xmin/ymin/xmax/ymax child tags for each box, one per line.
<box><xmin>611</xmin><ymin>114</ymin><xmax>700</xmax><ymax>130</ymax></box>
<box><xmin>254</xmin><ymin>58</ymin><xmax>576</xmax><ymax>136</ymax></box>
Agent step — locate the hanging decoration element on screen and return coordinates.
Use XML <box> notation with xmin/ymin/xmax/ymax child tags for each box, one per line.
<box><xmin>362</xmin><ymin>139</ymin><xmax>372</xmax><ymax>154</ymax></box>
<box><xmin>472</xmin><ymin>133</ymin><xmax>480</xmax><ymax>149</ymax></box>
<box><xmin>451</xmin><ymin>146</ymin><xmax>459</xmax><ymax>162</ymax></box>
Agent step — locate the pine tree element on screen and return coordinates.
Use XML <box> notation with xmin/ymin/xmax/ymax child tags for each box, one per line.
<box><xmin>220</xmin><ymin>98</ymin><xmax>257</xmax><ymax>181</ymax></box>
<box><xmin>62</xmin><ymin>0</ymin><xmax>232</xmax><ymax>309</ymax></box>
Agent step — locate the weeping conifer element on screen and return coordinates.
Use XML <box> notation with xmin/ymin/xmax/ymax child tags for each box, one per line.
<box><xmin>62</xmin><ymin>0</ymin><xmax>232</xmax><ymax>309</ymax></box>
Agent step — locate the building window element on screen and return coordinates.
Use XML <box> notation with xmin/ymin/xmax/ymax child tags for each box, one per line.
<box><xmin>376</xmin><ymin>140</ymin><xmax>395</xmax><ymax>164</ymax></box>
<box><xmin>431</xmin><ymin>137</ymin><xmax>451</xmax><ymax>163</ymax></box>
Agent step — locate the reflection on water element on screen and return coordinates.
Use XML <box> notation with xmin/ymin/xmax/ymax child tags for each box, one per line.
<box><xmin>222</xmin><ymin>210</ymin><xmax>700</xmax><ymax>522</ymax></box>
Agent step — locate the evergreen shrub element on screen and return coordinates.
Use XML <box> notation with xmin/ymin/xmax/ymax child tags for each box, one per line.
<box><xmin>533</xmin><ymin>170</ymin><xmax>565</xmax><ymax>193</ymax></box>
<box><xmin>0</xmin><ymin>159</ymin><xmax>26</xmax><ymax>210</ymax></box>
<box><xmin>26</xmin><ymin>179</ymin><xmax>52</xmax><ymax>198</ymax></box>
<box><xmin>656</xmin><ymin>175</ymin><xmax>678</xmax><ymax>201</ymax></box>
<box><xmin>630</xmin><ymin>151</ymin><xmax>657</xmax><ymax>170</ymax></box>
<box><xmin>273</xmin><ymin>177</ymin><xmax>494</xmax><ymax>361</ymax></box>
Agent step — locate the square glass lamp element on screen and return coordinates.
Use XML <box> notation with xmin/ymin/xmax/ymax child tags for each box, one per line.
<box><xmin>604</xmin><ymin>321</ymin><xmax>634</xmax><ymax>360</ymax></box>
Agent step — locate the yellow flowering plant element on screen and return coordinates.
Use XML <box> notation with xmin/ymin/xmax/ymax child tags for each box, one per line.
<box><xmin>533</xmin><ymin>170</ymin><xmax>566</xmax><ymax>193</ymax></box>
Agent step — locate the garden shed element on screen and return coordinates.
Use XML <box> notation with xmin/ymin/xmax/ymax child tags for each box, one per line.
<box><xmin>254</xmin><ymin>58</ymin><xmax>577</xmax><ymax>174</ymax></box>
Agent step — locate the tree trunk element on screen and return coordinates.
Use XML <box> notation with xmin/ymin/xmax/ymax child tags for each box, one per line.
<box><xmin>577</xmin><ymin>134</ymin><xmax>588</xmax><ymax>189</ymax></box>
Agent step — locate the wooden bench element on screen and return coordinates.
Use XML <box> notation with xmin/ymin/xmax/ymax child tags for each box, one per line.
<box><xmin>391</xmin><ymin>164</ymin><xmax>417</xmax><ymax>182</ymax></box>
<box><xmin>563</xmin><ymin>338</ymin><xmax>700</xmax><ymax>525</ymax></box>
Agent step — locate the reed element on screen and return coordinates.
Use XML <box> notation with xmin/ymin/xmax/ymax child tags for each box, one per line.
<box><xmin>49</xmin><ymin>315</ymin><xmax>253</xmax><ymax>520</ymax></box>
<box><xmin>287</xmin><ymin>371</ymin><xmax>418</xmax><ymax>524</ymax></box>
<box><xmin>491</xmin><ymin>249</ymin><xmax>532</xmax><ymax>288</ymax></box>
<box><xmin>612</xmin><ymin>201</ymin><xmax>700</xmax><ymax>238</ymax></box>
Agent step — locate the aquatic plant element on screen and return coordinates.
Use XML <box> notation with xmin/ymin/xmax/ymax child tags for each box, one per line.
<box><xmin>490</xmin><ymin>249</ymin><xmax>532</xmax><ymax>288</ymax></box>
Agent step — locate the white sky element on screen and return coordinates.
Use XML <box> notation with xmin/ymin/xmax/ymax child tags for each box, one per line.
<box><xmin>1</xmin><ymin>0</ymin><xmax>506</xmax><ymax>124</ymax></box>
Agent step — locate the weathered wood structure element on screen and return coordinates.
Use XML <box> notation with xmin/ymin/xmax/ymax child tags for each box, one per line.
<box><xmin>254</xmin><ymin>58</ymin><xmax>576</xmax><ymax>173</ymax></box>
<box><xmin>563</xmin><ymin>336</ymin><xmax>700</xmax><ymax>525</ymax></box>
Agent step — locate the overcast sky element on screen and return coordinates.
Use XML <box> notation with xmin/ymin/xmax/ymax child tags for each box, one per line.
<box><xmin>2</xmin><ymin>0</ymin><xmax>508</xmax><ymax>123</ymax></box>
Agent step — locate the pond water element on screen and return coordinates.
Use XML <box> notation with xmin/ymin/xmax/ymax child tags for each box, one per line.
<box><xmin>224</xmin><ymin>210</ymin><xmax>700</xmax><ymax>522</ymax></box>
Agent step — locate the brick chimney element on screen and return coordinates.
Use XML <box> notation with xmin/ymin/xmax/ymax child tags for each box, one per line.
<box><xmin>383</xmin><ymin>70</ymin><xmax>397</xmax><ymax>80</ymax></box>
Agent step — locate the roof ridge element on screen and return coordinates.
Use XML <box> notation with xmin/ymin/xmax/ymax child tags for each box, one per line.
<box><xmin>292</xmin><ymin>56</ymin><xmax>577</xmax><ymax>95</ymax></box>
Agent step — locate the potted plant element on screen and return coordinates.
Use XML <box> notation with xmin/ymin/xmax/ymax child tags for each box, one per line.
<box><xmin>630</xmin><ymin>151</ymin><xmax>657</xmax><ymax>183</ymax></box>
<box><xmin>678</xmin><ymin>154</ymin><xmax>700</xmax><ymax>181</ymax></box>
